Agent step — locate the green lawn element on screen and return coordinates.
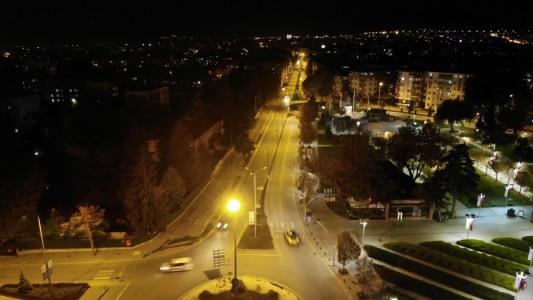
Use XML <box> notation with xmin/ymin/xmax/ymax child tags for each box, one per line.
<box><xmin>469</xmin><ymin>169</ymin><xmax>532</xmax><ymax>207</ymax></box>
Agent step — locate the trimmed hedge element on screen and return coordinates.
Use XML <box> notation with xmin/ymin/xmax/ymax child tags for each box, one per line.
<box><xmin>457</xmin><ymin>239</ymin><xmax>529</xmax><ymax>265</ymax></box>
<box><xmin>384</xmin><ymin>242</ymin><xmax>515</xmax><ymax>291</ymax></box>
<box><xmin>420</xmin><ymin>241</ymin><xmax>529</xmax><ymax>275</ymax></box>
<box><xmin>492</xmin><ymin>237</ymin><xmax>531</xmax><ymax>253</ymax></box>
<box><xmin>374</xmin><ymin>264</ymin><xmax>472</xmax><ymax>300</ymax></box>
<box><xmin>522</xmin><ymin>236</ymin><xmax>533</xmax><ymax>244</ymax></box>
<box><xmin>365</xmin><ymin>245</ymin><xmax>514</xmax><ymax>300</ymax></box>
<box><xmin>0</xmin><ymin>283</ymin><xmax>89</xmax><ymax>300</ymax></box>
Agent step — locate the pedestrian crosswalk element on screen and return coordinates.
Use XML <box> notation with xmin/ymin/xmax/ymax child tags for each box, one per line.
<box><xmin>93</xmin><ymin>269</ymin><xmax>115</xmax><ymax>280</ymax></box>
<box><xmin>268</xmin><ymin>220</ymin><xmax>297</xmax><ymax>231</ymax></box>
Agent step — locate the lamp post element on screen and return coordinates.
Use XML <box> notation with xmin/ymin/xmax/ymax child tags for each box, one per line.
<box><xmin>359</xmin><ymin>218</ymin><xmax>369</xmax><ymax>245</ymax></box>
<box><xmin>465</xmin><ymin>214</ymin><xmax>475</xmax><ymax>240</ymax></box>
<box><xmin>515</xmin><ymin>270</ymin><xmax>527</xmax><ymax>299</ymax></box>
<box><xmin>505</xmin><ymin>184</ymin><xmax>513</xmax><ymax>207</ymax></box>
<box><xmin>245</xmin><ymin>166</ymin><xmax>267</xmax><ymax>237</ymax></box>
<box><xmin>378</xmin><ymin>82</ymin><xmax>383</xmax><ymax>118</ymax></box>
<box><xmin>37</xmin><ymin>210</ymin><xmax>55</xmax><ymax>299</ymax></box>
<box><xmin>227</xmin><ymin>199</ymin><xmax>241</xmax><ymax>297</ymax></box>
<box><xmin>315</xmin><ymin>220</ymin><xmax>334</xmax><ymax>266</ymax></box>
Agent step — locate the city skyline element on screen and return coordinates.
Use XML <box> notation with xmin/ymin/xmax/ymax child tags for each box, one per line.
<box><xmin>1</xmin><ymin>0</ymin><xmax>532</xmax><ymax>43</ymax></box>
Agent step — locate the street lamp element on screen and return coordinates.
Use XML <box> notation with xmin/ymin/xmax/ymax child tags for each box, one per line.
<box><xmin>465</xmin><ymin>214</ymin><xmax>475</xmax><ymax>240</ymax></box>
<box><xmin>315</xmin><ymin>220</ymin><xmax>335</xmax><ymax>266</ymax></box>
<box><xmin>35</xmin><ymin>210</ymin><xmax>56</xmax><ymax>299</ymax></box>
<box><xmin>505</xmin><ymin>184</ymin><xmax>513</xmax><ymax>207</ymax></box>
<box><xmin>245</xmin><ymin>166</ymin><xmax>267</xmax><ymax>237</ymax></box>
<box><xmin>359</xmin><ymin>218</ymin><xmax>369</xmax><ymax>245</ymax></box>
<box><xmin>227</xmin><ymin>199</ymin><xmax>241</xmax><ymax>296</ymax></box>
<box><xmin>515</xmin><ymin>270</ymin><xmax>527</xmax><ymax>298</ymax></box>
<box><xmin>378</xmin><ymin>82</ymin><xmax>383</xmax><ymax>118</ymax></box>
<box><xmin>356</xmin><ymin>121</ymin><xmax>361</xmax><ymax>134</ymax></box>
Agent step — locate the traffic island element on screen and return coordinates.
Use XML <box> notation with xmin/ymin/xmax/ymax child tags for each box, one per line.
<box><xmin>179</xmin><ymin>276</ymin><xmax>301</xmax><ymax>300</ymax></box>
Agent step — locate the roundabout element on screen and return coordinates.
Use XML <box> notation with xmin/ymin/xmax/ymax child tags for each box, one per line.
<box><xmin>178</xmin><ymin>276</ymin><xmax>301</xmax><ymax>300</ymax></box>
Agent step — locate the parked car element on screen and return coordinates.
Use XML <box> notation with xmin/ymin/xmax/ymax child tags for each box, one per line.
<box><xmin>160</xmin><ymin>257</ymin><xmax>193</xmax><ymax>272</ymax></box>
<box><xmin>284</xmin><ymin>229</ymin><xmax>300</xmax><ymax>245</ymax></box>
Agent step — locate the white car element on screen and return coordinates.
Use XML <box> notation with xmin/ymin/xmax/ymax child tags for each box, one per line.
<box><xmin>160</xmin><ymin>257</ymin><xmax>193</xmax><ymax>272</ymax></box>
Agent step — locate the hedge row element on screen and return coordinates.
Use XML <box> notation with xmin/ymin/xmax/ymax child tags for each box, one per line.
<box><xmin>384</xmin><ymin>242</ymin><xmax>515</xmax><ymax>291</ymax></box>
<box><xmin>420</xmin><ymin>241</ymin><xmax>529</xmax><ymax>276</ymax></box>
<box><xmin>365</xmin><ymin>245</ymin><xmax>514</xmax><ymax>300</ymax></box>
<box><xmin>492</xmin><ymin>237</ymin><xmax>531</xmax><ymax>253</ymax></box>
<box><xmin>457</xmin><ymin>239</ymin><xmax>529</xmax><ymax>265</ymax></box>
<box><xmin>374</xmin><ymin>264</ymin><xmax>472</xmax><ymax>300</ymax></box>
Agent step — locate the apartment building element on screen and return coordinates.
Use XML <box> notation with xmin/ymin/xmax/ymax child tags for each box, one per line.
<box><xmin>347</xmin><ymin>71</ymin><xmax>388</xmax><ymax>103</ymax></box>
<box><xmin>396</xmin><ymin>71</ymin><xmax>425</xmax><ymax>109</ymax></box>
<box><xmin>423</xmin><ymin>71</ymin><xmax>469</xmax><ymax>111</ymax></box>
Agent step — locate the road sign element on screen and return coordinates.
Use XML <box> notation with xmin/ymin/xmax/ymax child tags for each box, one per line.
<box><xmin>41</xmin><ymin>260</ymin><xmax>53</xmax><ymax>280</ymax></box>
<box><xmin>213</xmin><ymin>249</ymin><xmax>225</xmax><ymax>268</ymax></box>
<box><xmin>249</xmin><ymin>211</ymin><xmax>255</xmax><ymax>225</ymax></box>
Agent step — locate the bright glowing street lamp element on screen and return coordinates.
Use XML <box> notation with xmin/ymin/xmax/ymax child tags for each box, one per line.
<box><xmin>359</xmin><ymin>218</ymin><xmax>369</xmax><ymax>245</ymax></box>
<box><xmin>465</xmin><ymin>214</ymin><xmax>475</xmax><ymax>240</ymax></box>
<box><xmin>227</xmin><ymin>199</ymin><xmax>241</xmax><ymax>296</ymax></box>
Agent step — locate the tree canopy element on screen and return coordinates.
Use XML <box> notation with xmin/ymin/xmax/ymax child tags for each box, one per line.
<box><xmin>388</xmin><ymin>123</ymin><xmax>445</xmax><ymax>182</ymax></box>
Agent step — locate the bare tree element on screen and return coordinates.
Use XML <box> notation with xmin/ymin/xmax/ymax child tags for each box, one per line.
<box><xmin>355</xmin><ymin>254</ymin><xmax>375</xmax><ymax>288</ymax></box>
<box><xmin>337</xmin><ymin>231</ymin><xmax>361</xmax><ymax>273</ymax></box>
<box><xmin>62</xmin><ymin>205</ymin><xmax>105</xmax><ymax>255</ymax></box>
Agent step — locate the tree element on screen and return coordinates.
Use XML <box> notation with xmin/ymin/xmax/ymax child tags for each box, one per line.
<box><xmin>488</xmin><ymin>153</ymin><xmax>512</xmax><ymax>182</ymax></box>
<box><xmin>434</xmin><ymin>144</ymin><xmax>479</xmax><ymax>218</ymax></box>
<box><xmin>301</xmin><ymin>67</ymin><xmax>334</xmax><ymax>102</ymax></box>
<box><xmin>122</xmin><ymin>141</ymin><xmax>161</xmax><ymax>235</ymax></box>
<box><xmin>159</xmin><ymin>167</ymin><xmax>187</xmax><ymax>210</ymax></box>
<box><xmin>468</xmin><ymin>147</ymin><xmax>492</xmax><ymax>174</ymax></box>
<box><xmin>299</xmin><ymin>99</ymin><xmax>319</xmax><ymax>127</ymax></box>
<box><xmin>434</xmin><ymin>99</ymin><xmax>474</xmax><ymax>132</ymax></box>
<box><xmin>515</xmin><ymin>165</ymin><xmax>533</xmax><ymax>195</ymax></box>
<box><xmin>354</xmin><ymin>254</ymin><xmax>375</xmax><ymax>289</ymax></box>
<box><xmin>234</xmin><ymin>133</ymin><xmax>255</xmax><ymax>163</ymax></box>
<box><xmin>0</xmin><ymin>163</ymin><xmax>46</xmax><ymax>241</ymax></box>
<box><xmin>417</xmin><ymin>170</ymin><xmax>450</xmax><ymax>211</ymax></box>
<box><xmin>337</xmin><ymin>231</ymin><xmax>361</xmax><ymax>273</ymax></box>
<box><xmin>466</xmin><ymin>70</ymin><xmax>531</xmax><ymax>138</ymax></box>
<box><xmin>514</xmin><ymin>138</ymin><xmax>533</xmax><ymax>160</ymax></box>
<box><xmin>299</xmin><ymin>123</ymin><xmax>317</xmax><ymax>148</ymax></box>
<box><xmin>62</xmin><ymin>205</ymin><xmax>106</xmax><ymax>255</ymax></box>
<box><xmin>388</xmin><ymin>123</ymin><xmax>445</xmax><ymax>182</ymax></box>
<box><xmin>18</xmin><ymin>270</ymin><xmax>32</xmax><ymax>294</ymax></box>
<box><xmin>153</xmin><ymin>167</ymin><xmax>188</xmax><ymax>229</ymax></box>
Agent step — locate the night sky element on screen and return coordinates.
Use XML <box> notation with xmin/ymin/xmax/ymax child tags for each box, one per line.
<box><xmin>1</xmin><ymin>0</ymin><xmax>531</xmax><ymax>43</ymax></box>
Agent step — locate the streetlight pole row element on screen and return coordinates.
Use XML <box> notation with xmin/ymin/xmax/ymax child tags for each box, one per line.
<box><xmin>315</xmin><ymin>220</ymin><xmax>335</xmax><ymax>267</ymax></box>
